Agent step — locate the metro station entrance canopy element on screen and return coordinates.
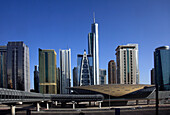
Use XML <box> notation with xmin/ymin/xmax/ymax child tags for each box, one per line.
<box><xmin>70</xmin><ymin>84</ymin><xmax>155</xmax><ymax>98</ymax></box>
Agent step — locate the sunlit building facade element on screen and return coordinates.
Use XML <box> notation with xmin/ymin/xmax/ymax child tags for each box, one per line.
<box><xmin>39</xmin><ymin>49</ymin><xmax>57</xmax><ymax>94</ymax></box>
<box><xmin>88</xmin><ymin>16</ymin><xmax>99</xmax><ymax>85</ymax></box>
<box><xmin>77</xmin><ymin>50</ymin><xmax>93</xmax><ymax>86</ymax></box>
<box><xmin>60</xmin><ymin>49</ymin><xmax>71</xmax><ymax>94</ymax></box>
<box><xmin>116</xmin><ymin>44</ymin><xmax>139</xmax><ymax>84</ymax></box>
<box><xmin>154</xmin><ymin>46</ymin><xmax>170</xmax><ymax>91</ymax></box>
<box><xmin>108</xmin><ymin>60</ymin><xmax>117</xmax><ymax>84</ymax></box>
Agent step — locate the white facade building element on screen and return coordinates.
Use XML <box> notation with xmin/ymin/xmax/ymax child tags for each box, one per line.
<box><xmin>59</xmin><ymin>49</ymin><xmax>71</xmax><ymax>94</ymax></box>
<box><xmin>116</xmin><ymin>44</ymin><xmax>139</xmax><ymax>84</ymax></box>
<box><xmin>88</xmin><ymin>15</ymin><xmax>99</xmax><ymax>85</ymax></box>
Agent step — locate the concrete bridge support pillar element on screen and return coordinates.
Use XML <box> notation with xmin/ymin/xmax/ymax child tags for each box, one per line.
<box><xmin>98</xmin><ymin>101</ymin><xmax>102</xmax><ymax>108</ymax></box>
<box><xmin>55</xmin><ymin>101</ymin><xmax>58</xmax><ymax>106</ymax></box>
<box><xmin>72</xmin><ymin>101</ymin><xmax>76</xmax><ymax>109</ymax></box>
<box><xmin>136</xmin><ymin>100</ymin><xmax>139</xmax><ymax>105</ymax></box>
<box><xmin>46</xmin><ymin>102</ymin><xmax>49</xmax><ymax>110</ymax></box>
<box><xmin>147</xmin><ymin>100</ymin><xmax>150</xmax><ymax>105</ymax></box>
<box><xmin>89</xmin><ymin>101</ymin><xmax>91</xmax><ymax>106</ymax></box>
<box><xmin>37</xmin><ymin>103</ymin><xmax>40</xmax><ymax>112</ymax></box>
<box><xmin>11</xmin><ymin>105</ymin><xmax>15</xmax><ymax>115</ymax></box>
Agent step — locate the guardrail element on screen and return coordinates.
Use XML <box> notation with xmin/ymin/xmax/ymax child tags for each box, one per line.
<box><xmin>0</xmin><ymin>88</ymin><xmax>104</xmax><ymax>104</ymax></box>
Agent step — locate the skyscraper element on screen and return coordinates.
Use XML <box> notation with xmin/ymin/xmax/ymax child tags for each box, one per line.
<box><xmin>154</xmin><ymin>46</ymin><xmax>170</xmax><ymax>91</ymax></box>
<box><xmin>34</xmin><ymin>65</ymin><xmax>39</xmax><ymax>93</ymax></box>
<box><xmin>108</xmin><ymin>60</ymin><xmax>117</xmax><ymax>84</ymax></box>
<box><xmin>88</xmin><ymin>14</ymin><xmax>99</xmax><ymax>85</ymax></box>
<box><xmin>116</xmin><ymin>44</ymin><xmax>139</xmax><ymax>84</ymax></box>
<box><xmin>39</xmin><ymin>49</ymin><xmax>57</xmax><ymax>94</ymax></box>
<box><xmin>99</xmin><ymin>69</ymin><xmax>106</xmax><ymax>85</ymax></box>
<box><xmin>59</xmin><ymin>49</ymin><xmax>71</xmax><ymax>94</ymax></box>
<box><xmin>151</xmin><ymin>68</ymin><xmax>155</xmax><ymax>85</ymax></box>
<box><xmin>77</xmin><ymin>50</ymin><xmax>93</xmax><ymax>86</ymax></box>
<box><xmin>7</xmin><ymin>42</ymin><xmax>30</xmax><ymax>92</ymax></box>
<box><xmin>56</xmin><ymin>67</ymin><xmax>60</xmax><ymax>94</ymax></box>
<box><xmin>73</xmin><ymin>67</ymin><xmax>78</xmax><ymax>86</ymax></box>
<box><xmin>0</xmin><ymin>46</ymin><xmax>7</xmax><ymax>88</ymax></box>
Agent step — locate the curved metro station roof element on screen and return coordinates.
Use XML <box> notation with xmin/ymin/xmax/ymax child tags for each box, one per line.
<box><xmin>70</xmin><ymin>84</ymin><xmax>154</xmax><ymax>97</ymax></box>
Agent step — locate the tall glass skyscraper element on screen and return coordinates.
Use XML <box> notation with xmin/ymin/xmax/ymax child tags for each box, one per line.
<box><xmin>154</xmin><ymin>46</ymin><xmax>170</xmax><ymax>91</ymax></box>
<box><xmin>7</xmin><ymin>42</ymin><xmax>30</xmax><ymax>92</ymax></box>
<box><xmin>77</xmin><ymin>50</ymin><xmax>93</xmax><ymax>86</ymax></box>
<box><xmin>34</xmin><ymin>65</ymin><xmax>39</xmax><ymax>93</ymax></box>
<box><xmin>88</xmin><ymin>15</ymin><xmax>99</xmax><ymax>85</ymax></box>
<box><xmin>59</xmin><ymin>49</ymin><xmax>71</xmax><ymax>94</ymax></box>
<box><xmin>116</xmin><ymin>44</ymin><xmax>139</xmax><ymax>84</ymax></box>
<box><xmin>56</xmin><ymin>67</ymin><xmax>60</xmax><ymax>94</ymax></box>
<box><xmin>39</xmin><ymin>49</ymin><xmax>57</xmax><ymax>94</ymax></box>
<box><xmin>0</xmin><ymin>46</ymin><xmax>7</xmax><ymax>88</ymax></box>
<box><xmin>73</xmin><ymin>67</ymin><xmax>78</xmax><ymax>86</ymax></box>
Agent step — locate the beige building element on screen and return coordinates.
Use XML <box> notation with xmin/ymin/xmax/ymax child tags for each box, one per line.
<box><xmin>108</xmin><ymin>60</ymin><xmax>117</xmax><ymax>84</ymax></box>
<box><xmin>116</xmin><ymin>44</ymin><xmax>139</xmax><ymax>84</ymax></box>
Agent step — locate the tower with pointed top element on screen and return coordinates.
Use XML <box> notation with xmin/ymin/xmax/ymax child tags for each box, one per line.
<box><xmin>77</xmin><ymin>50</ymin><xmax>93</xmax><ymax>86</ymax></box>
<box><xmin>88</xmin><ymin>13</ymin><xmax>99</xmax><ymax>85</ymax></box>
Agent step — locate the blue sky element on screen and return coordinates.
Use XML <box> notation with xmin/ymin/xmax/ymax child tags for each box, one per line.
<box><xmin>0</xmin><ymin>0</ymin><xmax>170</xmax><ymax>89</ymax></box>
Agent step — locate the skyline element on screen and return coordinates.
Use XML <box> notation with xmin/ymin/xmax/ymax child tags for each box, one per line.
<box><xmin>0</xmin><ymin>0</ymin><xmax>170</xmax><ymax>89</ymax></box>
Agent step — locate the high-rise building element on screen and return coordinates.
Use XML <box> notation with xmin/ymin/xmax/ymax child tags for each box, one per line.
<box><xmin>88</xmin><ymin>14</ymin><xmax>99</xmax><ymax>85</ymax></box>
<box><xmin>154</xmin><ymin>46</ymin><xmax>170</xmax><ymax>91</ymax></box>
<box><xmin>39</xmin><ymin>49</ymin><xmax>57</xmax><ymax>94</ymax></box>
<box><xmin>108</xmin><ymin>60</ymin><xmax>117</xmax><ymax>84</ymax></box>
<box><xmin>7</xmin><ymin>42</ymin><xmax>30</xmax><ymax>92</ymax></box>
<box><xmin>77</xmin><ymin>50</ymin><xmax>93</xmax><ymax>86</ymax></box>
<box><xmin>73</xmin><ymin>67</ymin><xmax>78</xmax><ymax>86</ymax></box>
<box><xmin>0</xmin><ymin>46</ymin><xmax>7</xmax><ymax>88</ymax></box>
<box><xmin>56</xmin><ymin>67</ymin><xmax>60</xmax><ymax>94</ymax></box>
<box><xmin>99</xmin><ymin>69</ymin><xmax>106</xmax><ymax>85</ymax></box>
<box><xmin>34</xmin><ymin>65</ymin><xmax>39</xmax><ymax>93</ymax></box>
<box><xmin>151</xmin><ymin>68</ymin><xmax>155</xmax><ymax>85</ymax></box>
<box><xmin>116</xmin><ymin>44</ymin><xmax>139</xmax><ymax>84</ymax></box>
<box><xmin>59</xmin><ymin>49</ymin><xmax>71</xmax><ymax>94</ymax></box>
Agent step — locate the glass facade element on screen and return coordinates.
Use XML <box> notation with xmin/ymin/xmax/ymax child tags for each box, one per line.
<box><xmin>6</xmin><ymin>42</ymin><xmax>30</xmax><ymax>92</ymax></box>
<box><xmin>77</xmin><ymin>55</ymin><xmax>83</xmax><ymax>86</ymax></box>
<box><xmin>77</xmin><ymin>50</ymin><xmax>93</xmax><ymax>86</ymax></box>
<box><xmin>39</xmin><ymin>49</ymin><xmax>57</xmax><ymax>94</ymax></box>
<box><xmin>0</xmin><ymin>46</ymin><xmax>7</xmax><ymax>88</ymax></box>
<box><xmin>88</xmin><ymin>18</ymin><xmax>99</xmax><ymax>85</ymax></box>
<box><xmin>34</xmin><ymin>65</ymin><xmax>39</xmax><ymax>93</ymax></box>
<box><xmin>59</xmin><ymin>49</ymin><xmax>71</xmax><ymax>94</ymax></box>
<box><xmin>73</xmin><ymin>67</ymin><xmax>78</xmax><ymax>86</ymax></box>
<box><xmin>56</xmin><ymin>67</ymin><xmax>60</xmax><ymax>94</ymax></box>
<box><xmin>154</xmin><ymin>46</ymin><xmax>170</xmax><ymax>91</ymax></box>
<box><xmin>99</xmin><ymin>69</ymin><xmax>106</xmax><ymax>85</ymax></box>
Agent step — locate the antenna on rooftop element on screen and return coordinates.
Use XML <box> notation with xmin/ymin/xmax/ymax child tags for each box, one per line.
<box><xmin>93</xmin><ymin>12</ymin><xmax>95</xmax><ymax>23</ymax></box>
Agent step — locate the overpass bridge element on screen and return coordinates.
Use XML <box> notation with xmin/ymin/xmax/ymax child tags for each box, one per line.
<box><xmin>1</xmin><ymin>86</ymin><xmax>170</xmax><ymax>115</ymax></box>
<box><xmin>0</xmin><ymin>88</ymin><xmax>104</xmax><ymax>115</ymax></box>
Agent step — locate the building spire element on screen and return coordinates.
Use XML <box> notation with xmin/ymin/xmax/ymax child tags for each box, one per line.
<box><xmin>93</xmin><ymin>12</ymin><xmax>95</xmax><ymax>23</ymax></box>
